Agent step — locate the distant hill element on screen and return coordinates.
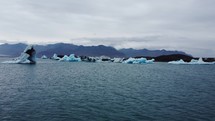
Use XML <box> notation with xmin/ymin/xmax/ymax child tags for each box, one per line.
<box><xmin>154</xmin><ymin>54</ymin><xmax>215</xmax><ymax>62</ymax></box>
<box><xmin>0</xmin><ymin>43</ymin><xmax>27</xmax><ymax>56</ymax></box>
<box><xmin>119</xmin><ymin>48</ymin><xmax>189</xmax><ymax>57</ymax></box>
<box><xmin>37</xmin><ymin>44</ymin><xmax>125</xmax><ymax>57</ymax></box>
<box><xmin>0</xmin><ymin>43</ymin><xmax>190</xmax><ymax>58</ymax></box>
<box><xmin>154</xmin><ymin>54</ymin><xmax>193</xmax><ymax>62</ymax></box>
<box><xmin>0</xmin><ymin>43</ymin><xmax>125</xmax><ymax>58</ymax></box>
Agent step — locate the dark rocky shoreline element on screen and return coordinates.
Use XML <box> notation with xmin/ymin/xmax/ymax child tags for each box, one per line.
<box><xmin>135</xmin><ymin>54</ymin><xmax>215</xmax><ymax>62</ymax></box>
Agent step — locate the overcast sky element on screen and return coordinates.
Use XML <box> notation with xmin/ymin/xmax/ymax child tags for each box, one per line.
<box><xmin>0</xmin><ymin>0</ymin><xmax>215</xmax><ymax>57</ymax></box>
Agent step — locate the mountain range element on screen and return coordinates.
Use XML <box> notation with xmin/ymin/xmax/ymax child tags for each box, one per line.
<box><xmin>0</xmin><ymin>43</ymin><xmax>190</xmax><ymax>58</ymax></box>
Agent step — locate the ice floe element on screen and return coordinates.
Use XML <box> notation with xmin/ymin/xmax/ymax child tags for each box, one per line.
<box><xmin>51</xmin><ymin>54</ymin><xmax>61</xmax><ymax>60</ymax></box>
<box><xmin>168</xmin><ymin>59</ymin><xmax>186</xmax><ymax>64</ymax></box>
<box><xmin>168</xmin><ymin>58</ymin><xmax>214</xmax><ymax>65</ymax></box>
<box><xmin>112</xmin><ymin>58</ymin><xmax>124</xmax><ymax>63</ymax></box>
<box><xmin>59</xmin><ymin>54</ymin><xmax>81</xmax><ymax>62</ymax></box>
<box><xmin>123</xmin><ymin>57</ymin><xmax>154</xmax><ymax>64</ymax></box>
<box><xmin>41</xmin><ymin>55</ymin><xmax>48</xmax><ymax>59</ymax></box>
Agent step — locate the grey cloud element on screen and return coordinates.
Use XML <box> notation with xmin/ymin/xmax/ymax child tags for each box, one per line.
<box><xmin>0</xmin><ymin>0</ymin><xmax>215</xmax><ymax>57</ymax></box>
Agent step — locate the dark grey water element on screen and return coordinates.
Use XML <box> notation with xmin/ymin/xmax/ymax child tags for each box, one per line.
<box><xmin>0</xmin><ymin>58</ymin><xmax>215</xmax><ymax>121</ymax></box>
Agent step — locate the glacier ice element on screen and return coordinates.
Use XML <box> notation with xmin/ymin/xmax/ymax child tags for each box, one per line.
<box><xmin>2</xmin><ymin>45</ymin><xmax>36</xmax><ymax>64</ymax></box>
<box><xmin>189</xmin><ymin>58</ymin><xmax>214</xmax><ymax>65</ymax></box>
<box><xmin>80</xmin><ymin>56</ymin><xmax>96</xmax><ymax>62</ymax></box>
<box><xmin>41</xmin><ymin>55</ymin><xmax>48</xmax><ymax>59</ymax></box>
<box><xmin>95</xmin><ymin>56</ymin><xmax>111</xmax><ymax>63</ymax></box>
<box><xmin>168</xmin><ymin>58</ymin><xmax>214</xmax><ymax>65</ymax></box>
<box><xmin>145</xmin><ymin>59</ymin><xmax>155</xmax><ymax>64</ymax></box>
<box><xmin>51</xmin><ymin>54</ymin><xmax>61</xmax><ymax>60</ymax></box>
<box><xmin>59</xmin><ymin>54</ymin><xmax>81</xmax><ymax>62</ymax></box>
<box><xmin>168</xmin><ymin>59</ymin><xmax>186</xmax><ymax>64</ymax></box>
<box><xmin>123</xmin><ymin>57</ymin><xmax>154</xmax><ymax>64</ymax></box>
<box><xmin>112</xmin><ymin>58</ymin><xmax>124</xmax><ymax>63</ymax></box>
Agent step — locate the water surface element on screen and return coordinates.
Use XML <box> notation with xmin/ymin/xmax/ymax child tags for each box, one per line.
<box><xmin>0</xmin><ymin>58</ymin><xmax>215</xmax><ymax>121</ymax></box>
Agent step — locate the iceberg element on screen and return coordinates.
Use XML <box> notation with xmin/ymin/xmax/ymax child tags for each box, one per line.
<box><xmin>146</xmin><ymin>59</ymin><xmax>155</xmax><ymax>64</ymax></box>
<box><xmin>189</xmin><ymin>58</ymin><xmax>214</xmax><ymax>65</ymax></box>
<box><xmin>2</xmin><ymin>45</ymin><xmax>36</xmax><ymax>64</ymax></box>
<box><xmin>41</xmin><ymin>55</ymin><xmax>48</xmax><ymax>59</ymax></box>
<box><xmin>51</xmin><ymin>54</ymin><xmax>61</xmax><ymax>60</ymax></box>
<box><xmin>168</xmin><ymin>58</ymin><xmax>214</xmax><ymax>65</ymax></box>
<box><xmin>168</xmin><ymin>59</ymin><xmax>187</xmax><ymax>64</ymax></box>
<box><xmin>123</xmin><ymin>57</ymin><xmax>154</xmax><ymax>64</ymax></box>
<box><xmin>85</xmin><ymin>57</ymin><xmax>96</xmax><ymax>62</ymax></box>
<box><xmin>80</xmin><ymin>56</ymin><xmax>96</xmax><ymax>62</ymax></box>
<box><xmin>190</xmin><ymin>59</ymin><xmax>198</xmax><ymax>63</ymax></box>
<box><xmin>112</xmin><ymin>58</ymin><xmax>124</xmax><ymax>63</ymax></box>
<box><xmin>96</xmin><ymin>56</ymin><xmax>111</xmax><ymax>62</ymax></box>
<box><xmin>59</xmin><ymin>54</ymin><xmax>81</xmax><ymax>62</ymax></box>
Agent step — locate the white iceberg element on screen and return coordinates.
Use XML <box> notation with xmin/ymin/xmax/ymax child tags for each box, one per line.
<box><xmin>51</xmin><ymin>54</ymin><xmax>61</xmax><ymax>60</ymax></box>
<box><xmin>96</xmin><ymin>56</ymin><xmax>111</xmax><ymax>62</ymax></box>
<box><xmin>87</xmin><ymin>57</ymin><xmax>96</xmax><ymax>62</ymax></box>
<box><xmin>189</xmin><ymin>58</ymin><xmax>214</xmax><ymax>65</ymax></box>
<box><xmin>2</xmin><ymin>45</ymin><xmax>36</xmax><ymax>64</ymax></box>
<box><xmin>146</xmin><ymin>59</ymin><xmax>155</xmax><ymax>64</ymax></box>
<box><xmin>80</xmin><ymin>56</ymin><xmax>96</xmax><ymax>62</ymax></box>
<box><xmin>123</xmin><ymin>57</ymin><xmax>154</xmax><ymax>64</ymax></box>
<box><xmin>41</xmin><ymin>55</ymin><xmax>48</xmax><ymax>59</ymax></box>
<box><xmin>168</xmin><ymin>59</ymin><xmax>187</xmax><ymax>64</ymax></box>
<box><xmin>59</xmin><ymin>54</ymin><xmax>81</xmax><ymax>62</ymax></box>
<box><xmin>168</xmin><ymin>58</ymin><xmax>214</xmax><ymax>65</ymax></box>
<box><xmin>112</xmin><ymin>58</ymin><xmax>124</xmax><ymax>63</ymax></box>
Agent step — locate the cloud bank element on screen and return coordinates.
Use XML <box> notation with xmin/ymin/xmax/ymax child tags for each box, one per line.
<box><xmin>0</xmin><ymin>0</ymin><xmax>215</xmax><ymax>57</ymax></box>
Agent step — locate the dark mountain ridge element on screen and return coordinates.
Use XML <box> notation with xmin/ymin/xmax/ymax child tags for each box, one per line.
<box><xmin>119</xmin><ymin>48</ymin><xmax>189</xmax><ymax>57</ymax></box>
<box><xmin>0</xmin><ymin>43</ymin><xmax>190</xmax><ymax>58</ymax></box>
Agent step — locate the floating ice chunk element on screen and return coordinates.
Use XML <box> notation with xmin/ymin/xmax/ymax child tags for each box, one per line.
<box><xmin>133</xmin><ymin>58</ymin><xmax>147</xmax><ymax>64</ymax></box>
<box><xmin>2</xmin><ymin>45</ymin><xmax>36</xmax><ymax>64</ymax></box>
<box><xmin>59</xmin><ymin>55</ymin><xmax>69</xmax><ymax>61</ymax></box>
<box><xmin>51</xmin><ymin>54</ymin><xmax>61</xmax><ymax>60</ymax></box>
<box><xmin>100</xmin><ymin>56</ymin><xmax>111</xmax><ymax>62</ymax></box>
<box><xmin>80</xmin><ymin>56</ymin><xmax>96</xmax><ymax>62</ymax></box>
<box><xmin>197</xmin><ymin>58</ymin><xmax>206</xmax><ymax>64</ymax></box>
<box><xmin>59</xmin><ymin>54</ymin><xmax>81</xmax><ymax>62</ymax></box>
<box><xmin>146</xmin><ymin>59</ymin><xmax>155</xmax><ymax>64</ymax></box>
<box><xmin>68</xmin><ymin>54</ymin><xmax>81</xmax><ymax>62</ymax></box>
<box><xmin>96</xmin><ymin>59</ymin><xmax>102</xmax><ymax>63</ymax></box>
<box><xmin>113</xmin><ymin>58</ymin><xmax>123</xmax><ymax>63</ymax></box>
<box><xmin>190</xmin><ymin>59</ymin><xmax>198</xmax><ymax>63</ymax></box>
<box><xmin>189</xmin><ymin>58</ymin><xmax>201</xmax><ymax>64</ymax></box>
<box><xmin>189</xmin><ymin>58</ymin><xmax>213</xmax><ymax>65</ymax></box>
<box><xmin>84</xmin><ymin>57</ymin><xmax>96</xmax><ymax>62</ymax></box>
<box><xmin>123</xmin><ymin>58</ymin><xmax>135</xmax><ymax>64</ymax></box>
<box><xmin>41</xmin><ymin>55</ymin><xmax>48</xmax><ymax>59</ymax></box>
<box><xmin>2</xmin><ymin>53</ymin><xmax>30</xmax><ymax>64</ymax></box>
<box><xmin>87</xmin><ymin>57</ymin><xmax>96</xmax><ymax>62</ymax></box>
<box><xmin>123</xmin><ymin>57</ymin><xmax>154</xmax><ymax>64</ymax></box>
<box><xmin>168</xmin><ymin>58</ymin><xmax>214</xmax><ymax>65</ymax></box>
<box><xmin>168</xmin><ymin>59</ymin><xmax>187</xmax><ymax>64</ymax></box>
<box><xmin>95</xmin><ymin>56</ymin><xmax>111</xmax><ymax>62</ymax></box>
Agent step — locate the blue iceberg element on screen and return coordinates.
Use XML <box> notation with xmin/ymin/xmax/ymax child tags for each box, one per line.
<box><xmin>59</xmin><ymin>54</ymin><xmax>81</xmax><ymax>62</ymax></box>
<box><xmin>123</xmin><ymin>57</ymin><xmax>154</xmax><ymax>64</ymax></box>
